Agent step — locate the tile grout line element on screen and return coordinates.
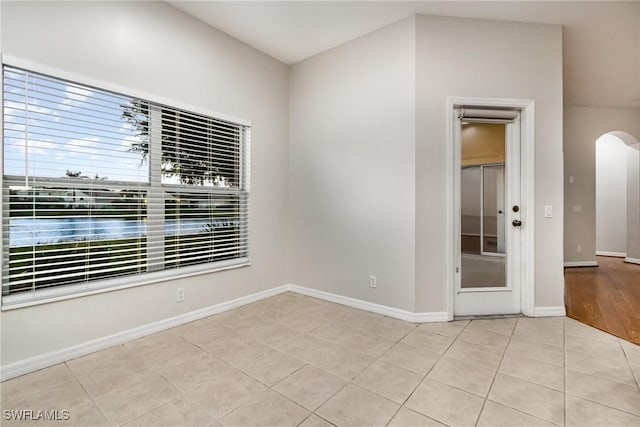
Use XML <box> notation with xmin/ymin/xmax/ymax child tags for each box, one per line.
<box><xmin>618</xmin><ymin>339</ymin><xmax>640</xmax><ymax>391</ymax></box>
<box><xmin>563</xmin><ymin>362</ymin><xmax>639</xmax><ymax>389</ymax></box>
<box><xmin>565</xmin><ymin>330</ymin><xmax>637</xmax><ymax>365</ymax></box>
<box><xmin>565</xmin><ymin>330</ymin><xmax>640</xmax><ymax>420</ymax></box>
<box><xmin>67</xmin><ymin>345</ymin><xmax>175</xmax><ymax>427</ymax></box>
<box><xmin>307</xmin><ymin>316</ymin><xmax>421</xmax><ymax>426</ymax></box>
<box><xmin>562</xmin><ymin>388</ymin><xmax>640</xmax><ymax>418</ymax></box>
<box><xmin>243</xmin><ymin>299</ymin><xmax>422</xmax><ymax>426</ymax></box>
<box><xmin>472</xmin><ymin>318</ymin><xmax>518</xmax><ymax>427</ymax></box>
<box><xmin>383</xmin><ymin>319</ymin><xmax>474</xmax><ymax>426</ymax></box>
<box><xmin>160</xmin><ymin>322</ymin><xmax>302</xmax><ymax>425</ymax></box>
<box><xmin>63</xmin><ymin>364</ymin><xmax>113</xmax><ymax>427</ymax></box>
<box><xmin>118</xmin><ymin>394</ymin><xmax>185</xmax><ymax>427</ymax></box>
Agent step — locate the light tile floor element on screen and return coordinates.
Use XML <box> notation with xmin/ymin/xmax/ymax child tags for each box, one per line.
<box><xmin>1</xmin><ymin>292</ymin><xmax>639</xmax><ymax>426</ymax></box>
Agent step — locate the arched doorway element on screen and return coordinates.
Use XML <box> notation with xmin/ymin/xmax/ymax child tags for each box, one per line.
<box><xmin>596</xmin><ymin>133</ymin><xmax>632</xmax><ymax>258</ymax></box>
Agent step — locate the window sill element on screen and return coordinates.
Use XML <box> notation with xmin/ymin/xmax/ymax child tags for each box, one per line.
<box><xmin>1</xmin><ymin>258</ymin><xmax>250</xmax><ymax>311</ymax></box>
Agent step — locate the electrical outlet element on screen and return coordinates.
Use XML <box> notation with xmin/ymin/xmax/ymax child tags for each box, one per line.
<box><xmin>369</xmin><ymin>275</ymin><xmax>377</xmax><ymax>288</ymax></box>
<box><xmin>577</xmin><ymin>245</ymin><xmax>582</xmax><ymax>253</ymax></box>
<box><xmin>176</xmin><ymin>288</ymin><xmax>185</xmax><ymax>302</ymax></box>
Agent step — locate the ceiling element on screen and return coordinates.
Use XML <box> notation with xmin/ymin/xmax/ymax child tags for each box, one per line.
<box><xmin>169</xmin><ymin>1</ymin><xmax>639</xmax><ymax>109</ymax></box>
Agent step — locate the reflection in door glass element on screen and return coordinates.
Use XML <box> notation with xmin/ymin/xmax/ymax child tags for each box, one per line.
<box><xmin>483</xmin><ymin>165</ymin><xmax>505</xmax><ymax>255</ymax></box>
<box><xmin>460</xmin><ymin>123</ymin><xmax>507</xmax><ymax>288</ymax></box>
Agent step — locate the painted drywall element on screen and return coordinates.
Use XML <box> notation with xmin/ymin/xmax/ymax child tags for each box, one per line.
<box><xmin>288</xmin><ymin>17</ymin><xmax>416</xmax><ymax>311</ymax></box>
<box><xmin>0</xmin><ymin>1</ymin><xmax>289</xmax><ymax>365</ymax></box>
<box><xmin>415</xmin><ymin>15</ymin><xmax>564</xmax><ymax>311</ymax></box>
<box><xmin>564</xmin><ymin>106</ymin><xmax>640</xmax><ymax>264</ymax></box>
<box><xmin>596</xmin><ymin>134</ymin><xmax>628</xmax><ymax>255</ymax></box>
<box><xmin>628</xmin><ymin>143</ymin><xmax>640</xmax><ymax>261</ymax></box>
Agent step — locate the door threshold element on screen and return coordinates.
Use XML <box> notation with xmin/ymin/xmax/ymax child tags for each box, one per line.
<box><xmin>454</xmin><ymin>313</ymin><xmax>524</xmax><ymax>321</ymax></box>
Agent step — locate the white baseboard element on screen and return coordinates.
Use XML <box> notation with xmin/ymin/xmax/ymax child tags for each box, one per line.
<box><xmin>1</xmin><ymin>282</ymin><xmax>560</xmax><ymax>382</ymax></box>
<box><xmin>0</xmin><ymin>284</ymin><xmax>450</xmax><ymax>382</ymax></box>
<box><xmin>596</xmin><ymin>251</ymin><xmax>627</xmax><ymax>257</ymax></box>
<box><xmin>412</xmin><ymin>312</ymin><xmax>451</xmax><ymax>322</ymax></box>
<box><xmin>564</xmin><ymin>261</ymin><xmax>598</xmax><ymax>267</ymax></box>
<box><xmin>533</xmin><ymin>306</ymin><xmax>566</xmax><ymax>317</ymax></box>
<box><xmin>624</xmin><ymin>257</ymin><xmax>640</xmax><ymax>265</ymax></box>
<box><xmin>287</xmin><ymin>284</ymin><xmax>449</xmax><ymax>323</ymax></box>
<box><xmin>0</xmin><ymin>285</ymin><xmax>290</xmax><ymax>382</ymax></box>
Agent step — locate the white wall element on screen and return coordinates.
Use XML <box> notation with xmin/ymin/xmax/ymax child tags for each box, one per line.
<box><xmin>564</xmin><ymin>106</ymin><xmax>640</xmax><ymax>264</ymax></box>
<box><xmin>288</xmin><ymin>17</ymin><xmax>416</xmax><ymax>311</ymax></box>
<box><xmin>415</xmin><ymin>15</ymin><xmax>564</xmax><ymax>310</ymax></box>
<box><xmin>0</xmin><ymin>1</ymin><xmax>289</xmax><ymax>366</ymax></box>
<box><xmin>596</xmin><ymin>135</ymin><xmax>628</xmax><ymax>255</ymax></box>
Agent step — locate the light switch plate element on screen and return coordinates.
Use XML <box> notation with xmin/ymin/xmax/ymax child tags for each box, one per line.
<box><xmin>544</xmin><ymin>205</ymin><xmax>552</xmax><ymax>218</ymax></box>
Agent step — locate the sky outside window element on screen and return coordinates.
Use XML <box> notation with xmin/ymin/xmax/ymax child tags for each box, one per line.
<box><xmin>3</xmin><ymin>67</ymin><xmax>149</xmax><ymax>183</ymax></box>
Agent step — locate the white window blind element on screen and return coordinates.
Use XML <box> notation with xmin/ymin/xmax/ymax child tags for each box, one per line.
<box><xmin>2</xmin><ymin>65</ymin><xmax>250</xmax><ymax>304</ymax></box>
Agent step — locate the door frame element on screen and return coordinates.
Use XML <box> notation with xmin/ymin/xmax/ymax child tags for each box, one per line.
<box><xmin>446</xmin><ymin>96</ymin><xmax>535</xmax><ymax>320</ymax></box>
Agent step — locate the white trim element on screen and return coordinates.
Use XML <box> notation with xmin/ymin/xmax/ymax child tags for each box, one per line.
<box><xmin>411</xmin><ymin>312</ymin><xmax>450</xmax><ymax>322</ymax></box>
<box><xmin>0</xmin><ymin>284</ymin><xmax>453</xmax><ymax>381</ymax></box>
<box><xmin>564</xmin><ymin>261</ymin><xmax>598</xmax><ymax>267</ymax></box>
<box><xmin>445</xmin><ymin>101</ymin><xmax>456</xmax><ymax>321</ymax></box>
<box><xmin>520</xmin><ymin>102</ymin><xmax>536</xmax><ymax>317</ymax></box>
<box><xmin>533</xmin><ymin>306</ymin><xmax>566</xmax><ymax>317</ymax></box>
<box><xmin>1</xmin><ymin>55</ymin><xmax>251</xmax><ymax>127</ymax></box>
<box><xmin>0</xmin><ymin>54</ymin><xmax>4</xmax><ymax>314</ymax></box>
<box><xmin>287</xmin><ymin>284</ymin><xmax>448</xmax><ymax>323</ymax></box>
<box><xmin>446</xmin><ymin>96</ymin><xmax>535</xmax><ymax>319</ymax></box>
<box><xmin>624</xmin><ymin>257</ymin><xmax>640</xmax><ymax>265</ymax></box>
<box><xmin>596</xmin><ymin>251</ymin><xmax>627</xmax><ymax>257</ymax></box>
<box><xmin>0</xmin><ymin>285</ymin><xmax>289</xmax><ymax>381</ymax></box>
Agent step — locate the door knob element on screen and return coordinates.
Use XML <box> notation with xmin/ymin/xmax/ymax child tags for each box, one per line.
<box><xmin>512</xmin><ymin>220</ymin><xmax>522</xmax><ymax>227</ymax></box>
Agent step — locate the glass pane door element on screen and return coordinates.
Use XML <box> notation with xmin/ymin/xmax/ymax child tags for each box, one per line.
<box><xmin>460</xmin><ymin>122</ymin><xmax>507</xmax><ymax>288</ymax></box>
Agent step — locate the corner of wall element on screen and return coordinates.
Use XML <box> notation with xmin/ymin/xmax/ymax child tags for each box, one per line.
<box><xmin>286</xmin><ymin>16</ymin><xmax>418</xmax><ymax>312</ymax></box>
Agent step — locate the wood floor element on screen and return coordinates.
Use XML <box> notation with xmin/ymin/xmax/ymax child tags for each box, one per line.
<box><xmin>565</xmin><ymin>256</ymin><xmax>640</xmax><ymax>345</ymax></box>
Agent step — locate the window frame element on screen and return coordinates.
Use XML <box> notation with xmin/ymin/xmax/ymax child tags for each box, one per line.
<box><xmin>0</xmin><ymin>58</ymin><xmax>251</xmax><ymax>310</ymax></box>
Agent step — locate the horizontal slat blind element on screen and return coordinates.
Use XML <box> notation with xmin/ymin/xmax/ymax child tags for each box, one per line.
<box><xmin>2</xmin><ymin>66</ymin><xmax>250</xmax><ymax>301</ymax></box>
<box><xmin>162</xmin><ymin>191</ymin><xmax>249</xmax><ymax>269</ymax></box>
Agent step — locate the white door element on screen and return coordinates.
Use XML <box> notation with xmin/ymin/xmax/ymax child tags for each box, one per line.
<box><xmin>454</xmin><ymin>109</ymin><xmax>522</xmax><ymax>316</ymax></box>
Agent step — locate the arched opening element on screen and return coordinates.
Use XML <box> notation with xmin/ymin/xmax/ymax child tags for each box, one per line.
<box><xmin>596</xmin><ymin>134</ymin><xmax>628</xmax><ymax>257</ymax></box>
<box><xmin>595</xmin><ymin>131</ymin><xmax>640</xmax><ymax>262</ymax></box>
